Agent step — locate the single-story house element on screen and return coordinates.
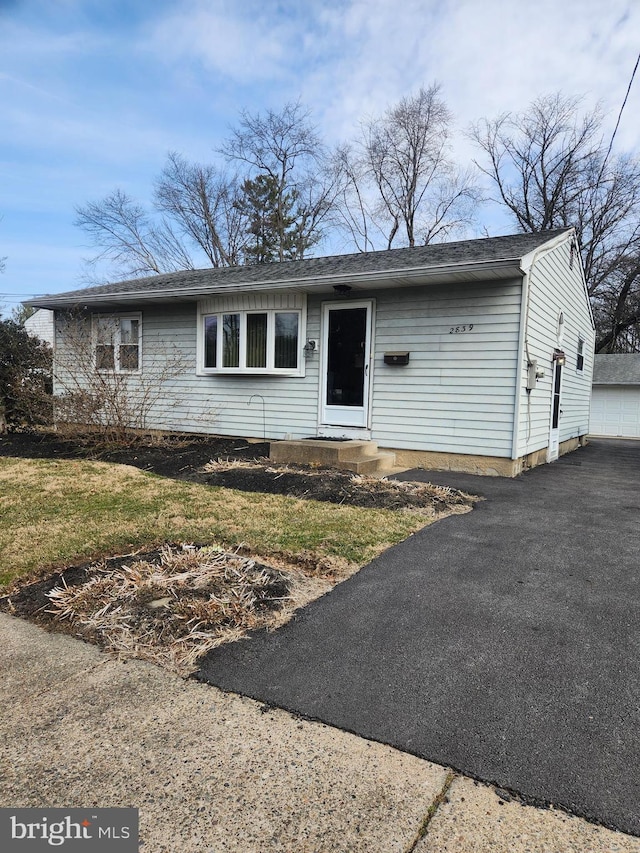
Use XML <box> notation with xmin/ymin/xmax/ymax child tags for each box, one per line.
<box><xmin>30</xmin><ymin>227</ymin><xmax>595</xmax><ymax>476</ymax></box>
<box><xmin>590</xmin><ymin>354</ymin><xmax>640</xmax><ymax>438</ymax></box>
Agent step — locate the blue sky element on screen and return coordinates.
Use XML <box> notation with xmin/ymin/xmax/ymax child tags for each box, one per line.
<box><xmin>1</xmin><ymin>0</ymin><xmax>639</xmax><ymax>312</ymax></box>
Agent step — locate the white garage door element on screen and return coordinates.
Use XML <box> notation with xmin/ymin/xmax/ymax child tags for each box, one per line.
<box><xmin>590</xmin><ymin>386</ymin><xmax>640</xmax><ymax>437</ymax></box>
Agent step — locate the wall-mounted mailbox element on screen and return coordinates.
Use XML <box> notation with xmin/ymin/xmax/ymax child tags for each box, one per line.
<box><xmin>384</xmin><ymin>351</ymin><xmax>410</xmax><ymax>365</ymax></box>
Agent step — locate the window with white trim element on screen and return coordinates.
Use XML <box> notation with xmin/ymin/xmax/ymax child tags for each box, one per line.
<box><xmin>93</xmin><ymin>313</ymin><xmax>142</xmax><ymax>373</ymax></box>
<box><xmin>200</xmin><ymin>309</ymin><xmax>302</xmax><ymax>374</ymax></box>
<box><xmin>576</xmin><ymin>336</ymin><xmax>585</xmax><ymax>372</ymax></box>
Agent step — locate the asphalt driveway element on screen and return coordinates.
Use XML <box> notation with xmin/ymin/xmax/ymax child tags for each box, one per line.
<box><xmin>197</xmin><ymin>439</ymin><xmax>640</xmax><ymax>836</ymax></box>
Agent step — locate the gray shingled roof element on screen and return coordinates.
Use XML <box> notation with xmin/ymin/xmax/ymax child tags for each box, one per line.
<box><xmin>30</xmin><ymin>228</ymin><xmax>572</xmax><ymax>307</ymax></box>
<box><xmin>593</xmin><ymin>354</ymin><xmax>640</xmax><ymax>385</ymax></box>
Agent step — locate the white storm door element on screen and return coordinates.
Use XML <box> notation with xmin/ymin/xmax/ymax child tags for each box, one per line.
<box><xmin>548</xmin><ymin>361</ymin><xmax>563</xmax><ymax>461</ymax></box>
<box><xmin>320</xmin><ymin>301</ymin><xmax>373</xmax><ymax>428</ymax></box>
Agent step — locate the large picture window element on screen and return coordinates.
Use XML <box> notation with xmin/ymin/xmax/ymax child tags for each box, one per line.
<box><xmin>93</xmin><ymin>314</ymin><xmax>141</xmax><ymax>373</ymax></box>
<box><xmin>201</xmin><ymin>309</ymin><xmax>302</xmax><ymax>374</ymax></box>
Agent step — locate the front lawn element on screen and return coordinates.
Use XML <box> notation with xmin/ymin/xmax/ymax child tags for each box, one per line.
<box><xmin>0</xmin><ymin>456</ymin><xmax>429</xmax><ymax>590</ymax></box>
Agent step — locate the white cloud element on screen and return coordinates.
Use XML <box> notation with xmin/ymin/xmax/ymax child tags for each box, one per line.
<box><xmin>300</xmin><ymin>0</ymin><xmax>640</xmax><ymax>152</ymax></box>
<box><xmin>2</xmin><ymin>0</ymin><xmax>640</xmax><ymax>302</ymax></box>
<box><xmin>144</xmin><ymin>0</ymin><xmax>303</xmax><ymax>84</ymax></box>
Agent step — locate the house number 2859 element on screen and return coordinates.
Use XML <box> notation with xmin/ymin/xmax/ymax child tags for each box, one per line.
<box><xmin>449</xmin><ymin>324</ymin><xmax>474</xmax><ymax>333</ymax></box>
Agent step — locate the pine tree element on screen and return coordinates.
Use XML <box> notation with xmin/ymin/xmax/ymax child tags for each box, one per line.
<box><xmin>237</xmin><ymin>175</ymin><xmax>299</xmax><ymax>264</ymax></box>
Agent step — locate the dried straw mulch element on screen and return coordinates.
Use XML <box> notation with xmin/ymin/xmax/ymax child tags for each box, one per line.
<box><xmin>201</xmin><ymin>459</ymin><xmax>476</xmax><ymax>515</ymax></box>
<box><xmin>45</xmin><ymin>544</ymin><xmax>329</xmax><ymax>675</ymax></box>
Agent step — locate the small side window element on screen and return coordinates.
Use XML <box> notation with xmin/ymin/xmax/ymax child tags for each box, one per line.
<box><xmin>204</xmin><ymin>316</ymin><xmax>218</xmax><ymax>368</ymax></box>
<box><xmin>577</xmin><ymin>337</ymin><xmax>585</xmax><ymax>372</ymax></box>
<box><xmin>93</xmin><ymin>314</ymin><xmax>142</xmax><ymax>373</ymax></box>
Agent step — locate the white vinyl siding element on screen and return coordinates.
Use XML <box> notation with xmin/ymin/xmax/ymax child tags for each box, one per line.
<box><xmin>138</xmin><ymin>302</ymin><xmax>320</xmax><ymax>439</ymax></box>
<box><xmin>53</xmin><ymin>235</ymin><xmax>594</xmax><ymax>464</ymax></box>
<box><xmin>369</xmin><ymin>280</ymin><xmax>522</xmax><ymax>456</ymax></box>
<box><xmin>24</xmin><ymin>309</ymin><xmax>55</xmax><ymax>347</ymax></box>
<box><xmin>514</xmin><ymin>238</ymin><xmax>595</xmax><ymax>458</ymax></box>
<box><xmin>79</xmin><ymin>283</ymin><xmax>522</xmax><ymax>453</ymax></box>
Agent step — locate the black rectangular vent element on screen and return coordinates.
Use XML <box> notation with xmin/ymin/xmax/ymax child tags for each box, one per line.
<box><xmin>384</xmin><ymin>351</ymin><xmax>410</xmax><ymax>365</ymax></box>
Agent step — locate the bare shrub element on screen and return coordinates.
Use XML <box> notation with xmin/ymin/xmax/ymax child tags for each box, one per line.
<box><xmin>53</xmin><ymin>310</ymin><xmax>188</xmax><ymax>446</ymax></box>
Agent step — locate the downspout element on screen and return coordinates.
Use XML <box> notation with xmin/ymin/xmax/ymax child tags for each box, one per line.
<box><xmin>511</xmin><ymin>269</ymin><xmax>530</xmax><ymax>463</ymax></box>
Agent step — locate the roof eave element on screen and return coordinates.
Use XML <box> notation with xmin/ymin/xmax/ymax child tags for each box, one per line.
<box><xmin>28</xmin><ymin>257</ymin><xmax>526</xmax><ymax>309</ymax></box>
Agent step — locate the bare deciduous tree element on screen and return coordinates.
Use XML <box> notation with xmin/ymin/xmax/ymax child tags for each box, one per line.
<box><xmin>591</xmin><ymin>257</ymin><xmax>640</xmax><ymax>352</ymax></box>
<box><xmin>221</xmin><ymin>101</ymin><xmax>340</xmax><ymax>260</ymax></box>
<box><xmin>471</xmin><ymin>93</ymin><xmax>640</xmax><ymax>351</ymax></box>
<box><xmin>154</xmin><ymin>152</ymin><xmax>246</xmax><ymax>267</ymax></box>
<box><xmin>338</xmin><ymin>85</ymin><xmax>480</xmax><ymax>251</ymax></box>
<box><xmin>76</xmin><ymin>104</ymin><xmax>341</xmax><ymax>277</ymax></box>
<box><xmin>333</xmin><ymin>143</ymin><xmax>385</xmax><ymax>253</ymax></box>
<box><xmin>76</xmin><ymin>189</ymin><xmax>196</xmax><ymax>278</ymax></box>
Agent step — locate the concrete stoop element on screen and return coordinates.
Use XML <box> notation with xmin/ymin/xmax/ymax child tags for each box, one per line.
<box><xmin>269</xmin><ymin>439</ymin><xmax>396</xmax><ymax>475</ymax></box>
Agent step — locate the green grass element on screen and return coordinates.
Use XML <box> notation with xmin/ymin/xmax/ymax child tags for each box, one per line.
<box><xmin>0</xmin><ymin>456</ymin><xmax>428</xmax><ymax>589</ymax></box>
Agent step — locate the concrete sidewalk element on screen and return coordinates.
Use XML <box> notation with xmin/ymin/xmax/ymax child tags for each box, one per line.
<box><xmin>1</xmin><ymin>614</ymin><xmax>638</xmax><ymax>852</ymax></box>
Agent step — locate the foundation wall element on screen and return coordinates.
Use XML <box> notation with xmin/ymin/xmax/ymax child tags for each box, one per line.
<box><xmin>390</xmin><ymin>434</ymin><xmax>589</xmax><ymax>478</ymax></box>
<box><xmin>85</xmin><ymin>428</ymin><xmax>588</xmax><ymax>479</ymax></box>
<box><xmin>391</xmin><ymin>449</ymin><xmax>520</xmax><ymax>477</ymax></box>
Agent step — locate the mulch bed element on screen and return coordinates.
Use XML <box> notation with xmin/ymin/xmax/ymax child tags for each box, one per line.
<box><xmin>0</xmin><ymin>429</ymin><xmax>473</xmax><ymax>513</ymax></box>
<box><xmin>0</xmin><ymin>430</ymin><xmax>268</xmax><ymax>475</ymax></box>
<box><xmin>0</xmin><ymin>544</ymin><xmax>324</xmax><ymax>675</ymax></box>
<box><xmin>2</xmin><ymin>548</ymin><xmax>166</xmax><ymax>631</ymax></box>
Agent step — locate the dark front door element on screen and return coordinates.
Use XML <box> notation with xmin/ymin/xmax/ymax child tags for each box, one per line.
<box><xmin>321</xmin><ymin>301</ymin><xmax>372</xmax><ymax>428</ymax></box>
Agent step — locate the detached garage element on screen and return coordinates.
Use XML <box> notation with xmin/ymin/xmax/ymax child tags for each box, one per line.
<box><xmin>590</xmin><ymin>355</ymin><xmax>640</xmax><ymax>438</ymax></box>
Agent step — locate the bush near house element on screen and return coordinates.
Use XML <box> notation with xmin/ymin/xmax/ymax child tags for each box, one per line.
<box><xmin>0</xmin><ymin>319</ymin><xmax>53</xmax><ymax>431</ymax></box>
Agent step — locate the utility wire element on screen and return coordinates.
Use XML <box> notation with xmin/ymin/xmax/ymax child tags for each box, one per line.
<box><xmin>598</xmin><ymin>50</ymin><xmax>640</xmax><ymax>180</ymax></box>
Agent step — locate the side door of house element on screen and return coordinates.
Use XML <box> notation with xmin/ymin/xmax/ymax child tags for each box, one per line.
<box><xmin>548</xmin><ymin>360</ymin><xmax>563</xmax><ymax>461</ymax></box>
<box><xmin>319</xmin><ymin>300</ymin><xmax>373</xmax><ymax>430</ymax></box>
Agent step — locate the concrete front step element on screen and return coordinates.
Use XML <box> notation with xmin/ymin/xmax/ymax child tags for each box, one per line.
<box><xmin>269</xmin><ymin>439</ymin><xmax>396</xmax><ymax>475</ymax></box>
<box><xmin>341</xmin><ymin>451</ymin><xmax>397</xmax><ymax>475</ymax></box>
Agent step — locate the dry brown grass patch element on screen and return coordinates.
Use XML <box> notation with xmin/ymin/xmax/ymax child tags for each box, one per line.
<box><xmin>45</xmin><ymin>545</ymin><xmax>330</xmax><ymax>675</ymax></box>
